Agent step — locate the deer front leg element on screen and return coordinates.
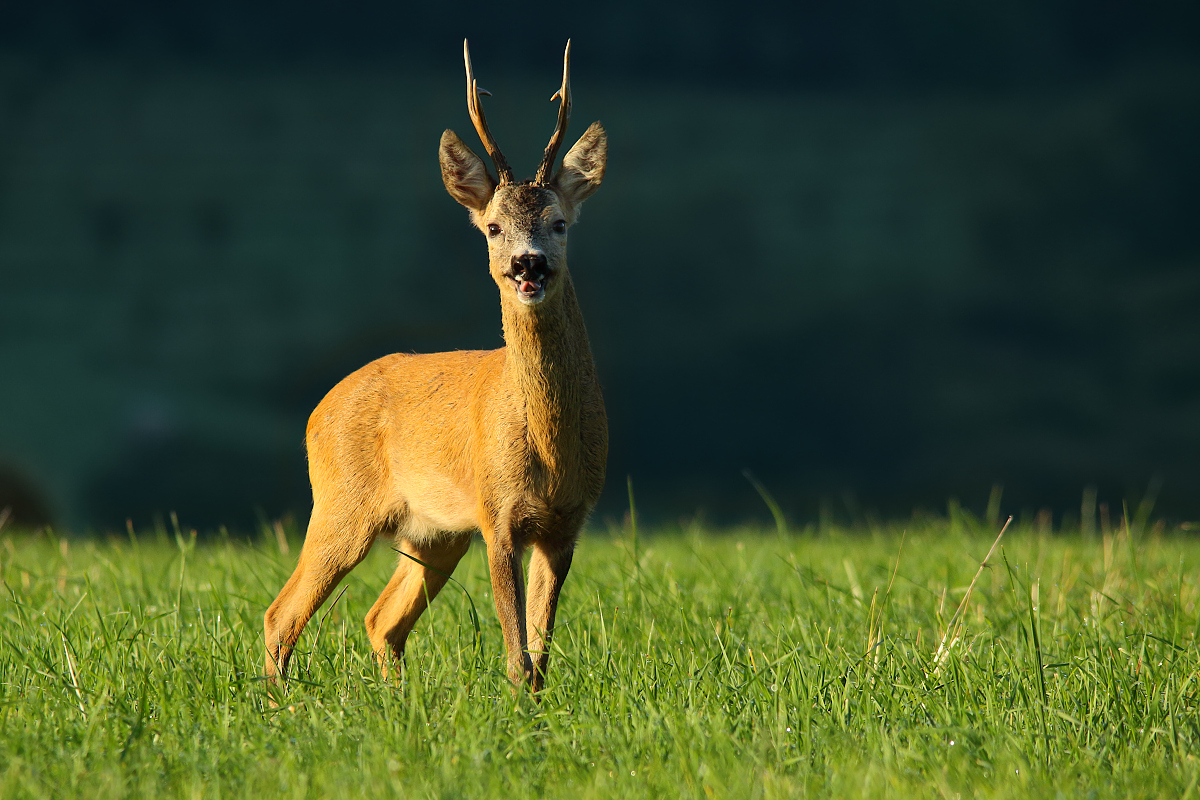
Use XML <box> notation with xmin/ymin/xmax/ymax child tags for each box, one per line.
<box><xmin>484</xmin><ymin>531</ymin><xmax>533</xmax><ymax>687</ymax></box>
<box><xmin>525</xmin><ymin>540</ymin><xmax>574</xmax><ymax>692</ymax></box>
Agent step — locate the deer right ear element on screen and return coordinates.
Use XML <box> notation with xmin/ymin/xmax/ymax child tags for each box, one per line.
<box><xmin>554</xmin><ymin>122</ymin><xmax>607</xmax><ymax>210</ymax></box>
<box><xmin>439</xmin><ymin>129</ymin><xmax>496</xmax><ymax>211</ymax></box>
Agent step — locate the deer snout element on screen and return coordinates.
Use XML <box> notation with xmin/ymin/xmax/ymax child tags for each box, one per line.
<box><xmin>508</xmin><ymin>253</ymin><xmax>551</xmax><ymax>304</ymax></box>
<box><xmin>510</xmin><ymin>252</ymin><xmax>548</xmax><ymax>278</ymax></box>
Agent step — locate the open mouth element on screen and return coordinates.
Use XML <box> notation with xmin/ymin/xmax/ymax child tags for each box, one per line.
<box><xmin>508</xmin><ymin>268</ymin><xmax>550</xmax><ymax>304</ymax></box>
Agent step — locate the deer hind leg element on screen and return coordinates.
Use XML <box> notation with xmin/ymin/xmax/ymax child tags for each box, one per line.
<box><xmin>263</xmin><ymin>507</ymin><xmax>376</xmax><ymax>680</ymax></box>
<box><xmin>364</xmin><ymin>534</ymin><xmax>472</xmax><ymax>678</ymax></box>
<box><xmin>525</xmin><ymin>540</ymin><xmax>576</xmax><ymax>692</ymax></box>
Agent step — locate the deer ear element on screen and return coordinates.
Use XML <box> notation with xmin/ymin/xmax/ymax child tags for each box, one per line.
<box><xmin>440</xmin><ymin>129</ymin><xmax>496</xmax><ymax>211</ymax></box>
<box><xmin>554</xmin><ymin>122</ymin><xmax>606</xmax><ymax>209</ymax></box>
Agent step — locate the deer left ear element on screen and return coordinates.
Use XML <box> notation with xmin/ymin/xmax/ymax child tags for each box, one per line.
<box><xmin>554</xmin><ymin>122</ymin><xmax>607</xmax><ymax>210</ymax></box>
<box><xmin>440</xmin><ymin>129</ymin><xmax>496</xmax><ymax>212</ymax></box>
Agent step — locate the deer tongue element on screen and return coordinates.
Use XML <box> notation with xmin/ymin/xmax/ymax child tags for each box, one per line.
<box><xmin>520</xmin><ymin>279</ymin><xmax>540</xmax><ymax>293</ymax></box>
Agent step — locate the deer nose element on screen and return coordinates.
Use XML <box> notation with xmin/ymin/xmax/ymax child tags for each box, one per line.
<box><xmin>511</xmin><ymin>253</ymin><xmax>547</xmax><ymax>277</ymax></box>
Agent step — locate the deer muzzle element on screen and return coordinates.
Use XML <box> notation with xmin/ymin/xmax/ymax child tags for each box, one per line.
<box><xmin>509</xmin><ymin>253</ymin><xmax>551</xmax><ymax>304</ymax></box>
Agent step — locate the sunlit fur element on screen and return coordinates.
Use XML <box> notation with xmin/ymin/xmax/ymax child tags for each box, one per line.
<box><xmin>263</xmin><ymin>118</ymin><xmax>608</xmax><ymax>693</ymax></box>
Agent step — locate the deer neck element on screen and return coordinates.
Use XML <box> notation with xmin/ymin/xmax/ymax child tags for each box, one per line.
<box><xmin>500</xmin><ymin>273</ymin><xmax>595</xmax><ymax>472</ymax></box>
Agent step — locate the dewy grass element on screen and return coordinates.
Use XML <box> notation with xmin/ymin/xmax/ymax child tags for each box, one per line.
<box><xmin>1</xmin><ymin>517</ymin><xmax>1199</xmax><ymax>799</ymax></box>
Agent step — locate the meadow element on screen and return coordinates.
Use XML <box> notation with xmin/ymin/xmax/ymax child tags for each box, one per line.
<box><xmin>1</xmin><ymin>510</ymin><xmax>1198</xmax><ymax>798</ymax></box>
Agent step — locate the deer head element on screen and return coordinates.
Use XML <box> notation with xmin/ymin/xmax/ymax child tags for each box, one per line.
<box><xmin>439</xmin><ymin>40</ymin><xmax>607</xmax><ymax>308</ymax></box>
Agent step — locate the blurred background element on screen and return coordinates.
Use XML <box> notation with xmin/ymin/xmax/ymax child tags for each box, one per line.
<box><xmin>1</xmin><ymin>1</ymin><xmax>1198</xmax><ymax>533</ymax></box>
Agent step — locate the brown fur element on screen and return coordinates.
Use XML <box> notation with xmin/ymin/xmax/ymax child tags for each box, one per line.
<box><xmin>263</xmin><ymin>69</ymin><xmax>608</xmax><ymax>692</ymax></box>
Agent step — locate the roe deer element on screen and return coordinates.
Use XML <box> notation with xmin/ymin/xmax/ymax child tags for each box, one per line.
<box><xmin>263</xmin><ymin>40</ymin><xmax>607</xmax><ymax>691</ymax></box>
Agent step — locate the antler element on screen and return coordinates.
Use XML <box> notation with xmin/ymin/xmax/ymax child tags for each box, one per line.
<box><xmin>463</xmin><ymin>39</ymin><xmax>514</xmax><ymax>185</ymax></box>
<box><xmin>534</xmin><ymin>40</ymin><xmax>572</xmax><ymax>186</ymax></box>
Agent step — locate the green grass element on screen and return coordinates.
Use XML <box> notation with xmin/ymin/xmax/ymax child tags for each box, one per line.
<box><xmin>2</xmin><ymin>515</ymin><xmax>1199</xmax><ymax>798</ymax></box>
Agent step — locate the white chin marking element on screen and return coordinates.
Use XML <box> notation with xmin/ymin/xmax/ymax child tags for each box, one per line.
<box><xmin>517</xmin><ymin>291</ymin><xmax>545</xmax><ymax>306</ymax></box>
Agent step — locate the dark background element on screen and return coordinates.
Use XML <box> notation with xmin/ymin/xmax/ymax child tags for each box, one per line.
<box><xmin>1</xmin><ymin>2</ymin><xmax>1198</xmax><ymax>532</ymax></box>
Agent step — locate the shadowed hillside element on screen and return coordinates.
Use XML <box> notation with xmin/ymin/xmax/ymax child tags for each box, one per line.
<box><xmin>1</xmin><ymin>12</ymin><xmax>1198</xmax><ymax>530</ymax></box>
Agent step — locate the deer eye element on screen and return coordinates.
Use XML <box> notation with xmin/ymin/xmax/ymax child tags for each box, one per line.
<box><xmin>551</xmin><ymin>220</ymin><xmax>567</xmax><ymax>234</ymax></box>
<box><xmin>487</xmin><ymin>223</ymin><xmax>501</xmax><ymax>237</ymax></box>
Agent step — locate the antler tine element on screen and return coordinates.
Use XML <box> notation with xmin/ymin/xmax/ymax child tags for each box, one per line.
<box><xmin>463</xmin><ymin>39</ymin><xmax>514</xmax><ymax>185</ymax></box>
<box><xmin>534</xmin><ymin>39</ymin><xmax>572</xmax><ymax>185</ymax></box>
